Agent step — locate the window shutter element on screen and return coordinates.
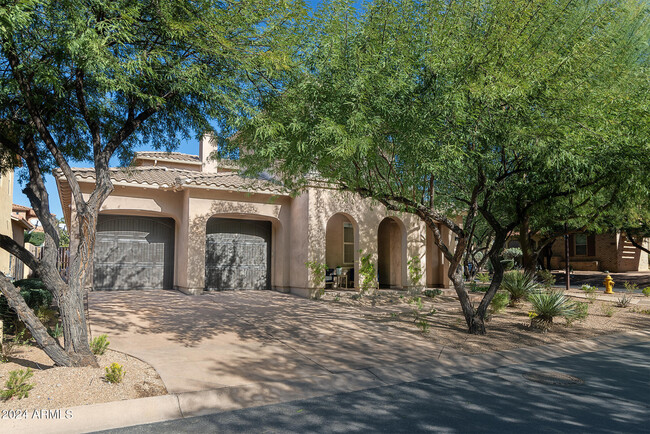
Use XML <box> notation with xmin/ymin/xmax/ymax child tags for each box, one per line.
<box><xmin>568</xmin><ymin>235</ymin><xmax>574</xmax><ymax>257</ymax></box>
<box><xmin>587</xmin><ymin>235</ymin><xmax>596</xmax><ymax>256</ymax></box>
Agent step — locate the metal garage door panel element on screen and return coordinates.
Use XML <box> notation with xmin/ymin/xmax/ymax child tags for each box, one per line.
<box><xmin>205</xmin><ymin>218</ymin><xmax>271</xmax><ymax>290</ymax></box>
<box><xmin>94</xmin><ymin>216</ymin><xmax>175</xmax><ymax>290</ymax></box>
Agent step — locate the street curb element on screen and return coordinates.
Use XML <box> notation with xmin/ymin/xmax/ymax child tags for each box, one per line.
<box><xmin>4</xmin><ymin>329</ymin><xmax>650</xmax><ymax>434</ymax></box>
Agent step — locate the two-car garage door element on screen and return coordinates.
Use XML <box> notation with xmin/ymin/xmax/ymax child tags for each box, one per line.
<box><xmin>93</xmin><ymin>215</ymin><xmax>271</xmax><ymax>291</ymax></box>
<box><xmin>94</xmin><ymin>215</ymin><xmax>175</xmax><ymax>290</ymax></box>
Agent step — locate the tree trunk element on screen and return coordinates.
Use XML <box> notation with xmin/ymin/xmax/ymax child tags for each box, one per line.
<box><xmin>56</xmin><ymin>211</ymin><xmax>98</xmax><ymax>366</ymax></box>
<box><xmin>467</xmin><ymin>314</ymin><xmax>486</xmax><ymax>334</ymax></box>
<box><xmin>519</xmin><ymin>215</ymin><xmax>535</xmax><ymax>275</ymax></box>
<box><xmin>3</xmin><ymin>211</ymin><xmax>98</xmax><ymax>367</ymax></box>
<box><xmin>0</xmin><ymin>275</ymin><xmax>77</xmax><ymax>366</ymax></box>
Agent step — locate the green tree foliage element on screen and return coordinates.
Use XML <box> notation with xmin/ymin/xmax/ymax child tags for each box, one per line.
<box><xmin>0</xmin><ymin>0</ymin><xmax>305</xmax><ymax>366</ymax></box>
<box><xmin>57</xmin><ymin>218</ymin><xmax>69</xmax><ymax>248</ymax></box>
<box><xmin>231</xmin><ymin>0</ymin><xmax>649</xmax><ymax>334</ymax></box>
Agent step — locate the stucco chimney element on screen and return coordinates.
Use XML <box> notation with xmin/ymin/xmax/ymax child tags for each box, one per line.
<box><xmin>199</xmin><ymin>133</ymin><xmax>219</xmax><ymax>173</ymax></box>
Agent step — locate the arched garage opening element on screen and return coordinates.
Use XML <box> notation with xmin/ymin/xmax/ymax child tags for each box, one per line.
<box><xmin>378</xmin><ymin>217</ymin><xmax>406</xmax><ymax>289</ymax></box>
<box><xmin>94</xmin><ymin>215</ymin><xmax>175</xmax><ymax>290</ymax></box>
<box><xmin>205</xmin><ymin>217</ymin><xmax>272</xmax><ymax>290</ymax></box>
<box><xmin>325</xmin><ymin>213</ymin><xmax>358</xmax><ymax>288</ymax></box>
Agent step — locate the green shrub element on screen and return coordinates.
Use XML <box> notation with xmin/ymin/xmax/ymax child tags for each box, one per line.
<box><xmin>1</xmin><ymin>368</ymin><xmax>34</xmax><ymax>400</ymax></box>
<box><xmin>90</xmin><ymin>334</ymin><xmax>110</xmax><ymax>355</ymax></box>
<box><xmin>407</xmin><ymin>256</ymin><xmax>424</xmax><ymax>288</ymax></box>
<box><xmin>104</xmin><ymin>363</ymin><xmax>125</xmax><ymax>384</ymax></box>
<box><xmin>469</xmin><ymin>282</ymin><xmax>487</xmax><ymax>293</ymax></box>
<box><xmin>0</xmin><ymin>279</ymin><xmax>53</xmax><ymax>335</ymax></box>
<box><xmin>35</xmin><ymin>306</ymin><xmax>58</xmax><ymax>326</ymax></box>
<box><xmin>601</xmin><ymin>304</ymin><xmax>615</xmax><ymax>317</ymax></box>
<box><xmin>623</xmin><ymin>282</ymin><xmax>638</xmax><ymax>292</ymax></box>
<box><xmin>581</xmin><ymin>284</ymin><xmax>596</xmax><ymax>293</ymax></box>
<box><xmin>536</xmin><ymin>270</ymin><xmax>555</xmax><ymax>288</ymax></box>
<box><xmin>528</xmin><ymin>290</ymin><xmax>575</xmax><ymax>331</ymax></box>
<box><xmin>305</xmin><ymin>260</ymin><xmax>327</xmax><ymax>291</ymax></box>
<box><xmin>489</xmin><ymin>292</ymin><xmax>510</xmax><ymax>316</ymax></box>
<box><xmin>476</xmin><ymin>272</ymin><xmax>490</xmax><ymax>284</ymax></box>
<box><xmin>500</xmin><ymin>271</ymin><xmax>539</xmax><ymax>306</ymax></box>
<box><xmin>24</xmin><ymin>231</ymin><xmax>45</xmax><ymax>246</ymax></box>
<box><xmin>359</xmin><ymin>252</ymin><xmax>377</xmax><ymax>295</ymax></box>
<box><xmin>642</xmin><ymin>287</ymin><xmax>650</xmax><ymax>297</ymax></box>
<box><xmin>423</xmin><ymin>289</ymin><xmax>442</xmax><ymax>298</ymax></box>
<box><xmin>617</xmin><ymin>293</ymin><xmax>633</xmax><ymax>308</ymax></box>
<box><xmin>566</xmin><ymin>302</ymin><xmax>589</xmax><ymax>326</ymax></box>
<box><xmin>48</xmin><ymin>323</ymin><xmax>63</xmax><ymax>339</ymax></box>
<box><xmin>416</xmin><ymin>319</ymin><xmax>430</xmax><ymax>333</ymax></box>
<box><xmin>408</xmin><ymin>296</ymin><xmax>424</xmax><ymax>311</ymax></box>
<box><xmin>502</xmin><ymin>247</ymin><xmax>522</xmax><ymax>270</ymax></box>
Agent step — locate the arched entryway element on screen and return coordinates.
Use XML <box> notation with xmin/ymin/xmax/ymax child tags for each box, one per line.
<box><xmin>378</xmin><ymin>217</ymin><xmax>406</xmax><ymax>289</ymax></box>
<box><xmin>325</xmin><ymin>213</ymin><xmax>358</xmax><ymax>288</ymax></box>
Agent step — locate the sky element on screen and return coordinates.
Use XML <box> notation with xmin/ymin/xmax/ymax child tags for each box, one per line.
<box><xmin>12</xmin><ymin>0</ymin><xmax>364</xmax><ymax>219</ymax></box>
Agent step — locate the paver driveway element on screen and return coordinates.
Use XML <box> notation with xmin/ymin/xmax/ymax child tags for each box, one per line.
<box><xmin>88</xmin><ymin>290</ymin><xmax>445</xmax><ymax>394</ymax></box>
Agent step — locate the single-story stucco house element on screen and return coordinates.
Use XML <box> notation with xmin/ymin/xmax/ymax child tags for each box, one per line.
<box><xmin>56</xmin><ymin>136</ymin><xmax>452</xmax><ymax>297</ymax></box>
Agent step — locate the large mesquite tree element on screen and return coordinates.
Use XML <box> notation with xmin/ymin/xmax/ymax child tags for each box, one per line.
<box><xmin>229</xmin><ymin>0</ymin><xmax>649</xmax><ymax>334</ymax></box>
<box><xmin>0</xmin><ymin>0</ymin><xmax>305</xmax><ymax>366</ymax></box>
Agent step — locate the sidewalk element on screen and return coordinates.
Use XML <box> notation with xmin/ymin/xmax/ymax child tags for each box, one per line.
<box><xmin>552</xmin><ymin>270</ymin><xmax>650</xmax><ymax>290</ymax></box>
<box><xmin>5</xmin><ymin>328</ymin><xmax>650</xmax><ymax>434</ymax></box>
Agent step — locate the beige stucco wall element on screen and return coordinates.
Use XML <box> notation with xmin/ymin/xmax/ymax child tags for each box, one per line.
<box><xmin>181</xmin><ymin>188</ymin><xmax>290</xmax><ymax>294</ymax></box>
<box><xmin>72</xmin><ymin>179</ymin><xmax>447</xmax><ymax>296</ymax></box>
<box><xmin>302</xmin><ymin>187</ymin><xmax>438</xmax><ymax>296</ymax></box>
<box><xmin>0</xmin><ymin>170</ymin><xmax>14</xmax><ymax>275</ymax></box>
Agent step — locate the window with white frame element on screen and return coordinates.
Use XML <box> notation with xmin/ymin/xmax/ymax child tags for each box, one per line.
<box><xmin>343</xmin><ymin>222</ymin><xmax>354</xmax><ymax>265</ymax></box>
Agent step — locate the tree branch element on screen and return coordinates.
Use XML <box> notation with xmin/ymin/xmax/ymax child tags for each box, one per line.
<box><xmin>0</xmin><ymin>235</ymin><xmax>39</xmax><ymax>270</ymax></box>
<box><xmin>626</xmin><ymin>233</ymin><xmax>650</xmax><ymax>255</ymax></box>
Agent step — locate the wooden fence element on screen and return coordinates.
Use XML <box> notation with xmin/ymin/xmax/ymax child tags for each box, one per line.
<box><xmin>10</xmin><ymin>245</ymin><xmax>70</xmax><ymax>281</ymax></box>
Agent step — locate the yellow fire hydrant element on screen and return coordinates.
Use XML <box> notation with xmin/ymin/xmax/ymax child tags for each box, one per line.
<box><xmin>604</xmin><ymin>274</ymin><xmax>614</xmax><ymax>294</ymax></box>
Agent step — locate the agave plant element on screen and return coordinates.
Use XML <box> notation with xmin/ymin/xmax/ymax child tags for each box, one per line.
<box><xmin>528</xmin><ymin>290</ymin><xmax>576</xmax><ymax>331</ymax></box>
<box><xmin>500</xmin><ymin>271</ymin><xmax>540</xmax><ymax>306</ymax></box>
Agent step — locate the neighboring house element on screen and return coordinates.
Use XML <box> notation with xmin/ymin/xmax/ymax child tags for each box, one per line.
<box><xmin>56</xmin><ymin>136</ymin><xmax>453</xmax><ymax>296</ymax></box>
<box><xmin>0</xmin><ymin>169</ymin><xmax>35</xmax><ymax>279</ymax></box>
<box><xmin>0</xmin><ymin>169</ymin><xmax>14</xmax><ymax>276</ymax></box>
<box><xmin>9</xmin><ymin>207</ymin><xmax>33</xmax><ymax>280</ymax></box>
<box><xmin>12</xmin><ymin>204</ymin><xmax>43</xmax><ymax>233</ymax></box>
<box><xmin>507</xmin><ymin>232</ymin><xmax>650</xmax><ymax>272</ymax></box>
<box><xmin>548</xmin><ymin>232</ymin><xmax>649</xmax><ymax>273</ymax></box>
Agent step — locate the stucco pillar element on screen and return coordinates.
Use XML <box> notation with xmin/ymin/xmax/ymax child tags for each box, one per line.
<box><xmin>440</xmin><ymin>225</ymin><xmax>453</xmax><ymax>288</ymax></box>
<box><xmin>176</xmin><ymin>190</ymin><xmax>204</xmax><ymax>295</ymax></box>
<box><xmin>289</xmin><ymin>192</ymin><xmax>311</xmax><ymax>297</ymax></box>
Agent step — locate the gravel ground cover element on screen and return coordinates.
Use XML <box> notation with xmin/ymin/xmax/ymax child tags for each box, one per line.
<box><xmin>0</xmin><ymin>346</ymin><xmax>166</xmax><ymax>411</ymax></box>
<box><xmin>320</xmin><ymin>289</ymin><xmax>650</xmax><ymax>354</ymax></box>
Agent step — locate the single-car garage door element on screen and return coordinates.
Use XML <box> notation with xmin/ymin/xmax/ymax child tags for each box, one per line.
<box><xmin>94</xmin><ymin>215</ymin><xmax>175</xmax><ymax>290</ymax></box>
<box><xmin>205</xmin><ymin>218</ymin><xmax>271</xmax><ymax>290</ymax></box>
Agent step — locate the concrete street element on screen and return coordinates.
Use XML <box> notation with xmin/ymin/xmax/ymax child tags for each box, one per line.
<box><xmin>100</xmin><ymin>341</ymin><xmax>650</xmax><ymax>433</ymax></box>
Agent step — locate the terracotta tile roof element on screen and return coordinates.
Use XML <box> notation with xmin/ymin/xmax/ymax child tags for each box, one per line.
<box><xmin>11</xmin><ymin>215</ymin><xmax>33</xmax><ymax>230</ymax></box>
<box><xmin>12</xmin><ymin>204</ymin><xmax>31</xmax><ymax>212</ymax></box>
<box><xmin>65</xmin><ymin>166</ymin><xmax>286</xmax><ymax>194</ymax></box>
<box><xmin>133</xmin><ymin>151</ymin><xmax>201</xmax><ymax>163</ymax></box>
